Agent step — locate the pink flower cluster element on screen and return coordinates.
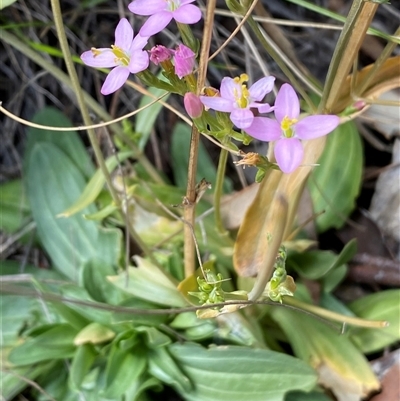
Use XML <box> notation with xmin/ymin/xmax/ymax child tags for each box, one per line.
<box><xmin>200</xmin><ymin>79</ymin><xmax>340</xmax><ymax>174</ymax></box>
<box><xmin>80</xmin><ymin>1</ymin><xmax>341</xmax><ymax>174</ymax></box>
<box><xmin>80</xmin><ymin>1</ymin><xmax>201</xmax><ymax>94</ymax></box>
<box><xmin>149</xmin><ymin>44</ymin><xmax>196</xmax><ymax>79</ymax></box>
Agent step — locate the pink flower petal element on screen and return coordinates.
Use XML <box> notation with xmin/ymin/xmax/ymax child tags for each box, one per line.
<box><xmin>220</xmin><ymin>77</ymin><xmax>239</xmax><ymax>102</ymax></box>
<box><xmin>128</xmin><ymin>50</ymin><xmax>149</xmax><ymax>73</ymax></box>
<box><xmin>81</xmin><ymin>49</ymin><xmax>116</xmax><ymax>68</ymax></box>
<box><xmin>101</xmin><ymin>66</ymin><xmax>130</xmax><ymax>95</ymax></box>
<box><xmin>181</xmin><ymin>0</ymin><xmax>196</xmax><ymax>5</ymax></box>
<box><xmin>295</xmin><ymin>115</ymin><xmax>340</xmax><ymax>140</ymax></box>
<box><xmin>131</xmin><ymin>33</ymin><xmax>148</xmax><ymax>51</ymax></box>
<box><xmin>248</xmin><ymin>76</ymin><xmax>275</xmax><ymax>101</ymax></box>
<box><xmin>114</xmin><ymin>18</ymin><xmax>133</xmax><ymax>50</ymax></box>
<box><xmin>251</xmin><ymin>102</ymin><xmax>274</xmax><ymax>114</ymax></box>
<box><xmin>274</xmin><ymin>83</ymin><xmax>300</xmax><ymax>123</ymax></box>
<box><xmin>245</xmin><ymin>117</ymin><xmax>281</xmax><ymax>141</ymax></box>
<box><xmin>274</xmin><ymin>137</ymin><xmax>304</xmax><ymax>174</ymax></box>
<box><xmin>138</xmin><ymin>13</ymin><xmax>172</xmax><ymax>36</ymax></box>
<box><xmin>199</xmin><ymin>96</ymin><xmax>233</xmax><ymax>112</ymax></box>
<box><xmin>174</xmin><ymin>44</ymin><xmax>196</xmax><ymax>78</ymax></box>
<box><xmin>173</xmin><ymin>4</ymin><xmax>202</xmax><ymax>24</ymax></box>
<box><xmin>128</xmin><ymin>0</ymin><xmax>165</xmax><ymax>16</ymax></box>
<box><xmin>230</xmin><ymin>108</ymin><xmax>254</xmax><ymax>129</ymax></box>
<box><xmin>184</xmin><ymin>92</ymin><xmax>203</xmax><ymax>118</ymax></box>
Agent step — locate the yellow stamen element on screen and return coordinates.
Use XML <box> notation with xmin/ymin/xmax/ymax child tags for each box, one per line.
<box><xmin>281</xmin><ymin>116</ymin><xmax>298</xmax><ymax>137</ymax></box>
<box><xmin>111</xmin><ymin>45</ymin><xmax>129</xmax><ymax>66</ymax></box>
<box><xmin>91</xmin><ymin>47</ymin><xmax>102</xmax><ymax>57</ymax></box>
<box><xmin>233</xmin><ymin>74</ymin><xmax>250</xmax><ymax>109</ymax></box>
<box><xmin>233</xmin><ymin>73</ymin><xmax>249</xmax><ymax>85</ymax></box>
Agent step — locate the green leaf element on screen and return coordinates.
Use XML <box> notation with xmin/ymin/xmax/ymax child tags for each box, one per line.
<box><xmin>57</xmin><ymin>284</ymin><xmax>113</xmax><ymax>326</ymax></box>
<box><xmin>0</xmin><ymin>180</ymin><xmax>30</xmax><ymax>233</ymax></box>
<box><xmin>74</xmin><ymin>322</ymin><xmax>115</xmax><ymax>345</ymax></box>
<box><xmin>136</xmin><ymin>85</ymin><xmax>170</xmax><ymax>151</ymax></box>
<box><xmin>289</xmin><ymin>239</ymin><xmax>356</xmax><ymax>281</ymax></box>
<box><xmin>8</xmin><ymin>324</ymin><xmax>77</xmax><ymax>365</ymax></box>
<box><xmin>289</xmin><ymin>250</ymin><xmax>337</xmax><ymax>279</ymax></box>
<box><xmin>0</xmin><ymin>364</ymin><xmax>51</xmax><ymax>400</ymax></box>
<box><xmin>308</xmin><ymin>121</ymin><xmax>363</xmax><ymax>233</ymax></box>
<box><xmin>69</xmin><ymin>344</ymin><xmax>97</xmax><ymax>390</ymax></box>
<box><xmin>148</xmin><ymin>346</ymin><xmax>192</xmax><ymax>393</ymax></box>
<box><xmin>136</xmin><ymin>326</ymin><xmax>171</xmax><ymax>348</ymax></box>
<box><xmin>0</xmin><ymin>0</ymin><xmax>18</xmax><ymax>10</ymax></box>
<box><xmin>171</xmin><ymin>122</ymin><xmax>232</xmax><ymax>192</ymax></box>
<box><xmin>81</xmin><ymin>259</ymin><xmax>124</xmax><ymax>304</ymax></box>
<box><xmin>103</xmin><ymin>341</ymin><xmax>147</xmax><ymax>398</ymax></box>
<box><xmin>59</xmin><ymin>151</ymin><xmax>132</xmax><ymax>217</ymax></box>
<box><xmin>108</xmin><ymin>257</ymin><xmax>187</xmax><ymax>307</ymax></box>
<box><xmin>25</xmin><ymin>143</ymin><xmax>121</xmax><ymax>280</ymax></box>
<box><xmin>348</xmin><ymin>289</ymin><xmax>400</xmax><ymax>354</ymax></box>
<box><xmin>48</xmin><ymin>301</ymin><xmax>91</xmax><ymax>331</ymax></box>
<box><xmin>0</xmin><ymin>294</ymin><xmax>35</xmax><ymax>349</ymax></box>
<box><xmin>270</xmin><ymin>306</ymin><xmax>380</xmax><ymax>400</ymax></box>
<box><xmin>169</xmin><ymin>343</ymin><xmax>317</xmax><ymax>401</ymax></box>
<box><xmin>24</xmin><ymin>107</ymin><xmax>94</xmax><ymax>180</ymax></box>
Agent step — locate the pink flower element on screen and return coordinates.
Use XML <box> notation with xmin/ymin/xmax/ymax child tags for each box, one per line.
<box><xmin>80</xmin><ymin>18</ymin><xmax>149</xmax><ymax>95</ymax></box>
<box><xmin>174</xmin><ymin>44</ymin><xmax>195</xmax><ymax>78</ymax></box>
<box><xmin>129</xmin><ymin>0</ymin><xmax>202</xmax><ymax>37</ymax></box>
<box><xmin>184</xmin><ymin>92</ymin><xmax>203</xmax><ymax>118</ymax></box>
<box><xmin>149</xmin><ymin>45</ymin><xmax>174</xmax><ymax>65</ymax></box>
<box><xmin>245</xmin><ymin>83</ymin><xmax>340</xmax><ymax>173</ymax></box>
<box><xmin>199</xmin><ymin>74</ymin><xmax>275</xmax><ymax>129</ymax></box>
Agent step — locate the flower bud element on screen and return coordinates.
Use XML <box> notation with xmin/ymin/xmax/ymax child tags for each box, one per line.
<box><xmin>184</xmin><ymin>92</ymin><xmax>203</xmax><ymax>119</ymax></box>
<box><xmin>174</xmin><ymin>44</ymin><xmax>196</xmax><ymax>79</ymax></box>
<box><xmin>149</xmin><ymin>45</ymin><xmax>173</xmax><ymax>65</ymax></box>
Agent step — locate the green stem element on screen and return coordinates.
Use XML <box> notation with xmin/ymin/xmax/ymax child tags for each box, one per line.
<box><xmin>214</xmin><ymin>146</ymin><xmax>229</xmax><ymax>234</ymax></box>
<box><xmin>283</xmin><ymin>296</ymin><xmax>388</xmax><ymax>328</ymax></box>
<box><xmin>49</xmin><ymin>0</ymin><xmax>159</xmax><ymax>266</ymax></box>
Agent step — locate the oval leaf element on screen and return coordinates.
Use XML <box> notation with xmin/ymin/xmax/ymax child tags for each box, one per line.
<box><xmin>169</xmin><ymin>343</ymin><xmax>317</xmax><ymax>401</ymax></box>
<box><xmin>308</xmin><ymin>121</ymin><xmax>363</xmax><ymax>233</ymax></box>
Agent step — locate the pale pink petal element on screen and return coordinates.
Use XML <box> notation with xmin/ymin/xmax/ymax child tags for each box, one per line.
<box><xmin>173</xmin><ymin>4</ymin><xmax>202</xmax><ymax>24</ymax></box>
<box><xmin>295</xmin><ymin>115</ymin><xmax>340</xmax><ymax>140</ymax></box>
<box><xmin>199</xmin><ymin>96</ymin><xmax>233</xmax><ymax>112</ymax></box>
<box><xmin>248</xmin><ymin>76</ymin><xmax>275</xmax><ymax>101</ymax></box>
<box><xmin>220</xmin><ymin>77</ymin><xmax>239</xmax><ymax>102</ymax></box>
<box><xmin>128</xmin><ymin>50</ymin><xmax>149</xmax><ymax>73</ymax></box>
<box><xmin>81</xmin><ymin>49</ymin><xmax>116</xmax><ymax>68</ymax></box>
<box><xmin>230</xmin><ymin>108</ymin><xmax>254</xmax><ymax>129</ymax></box>
<box><xmin>101</xmin><ymin>66</ymin><xmax>130</xmax><ymax>95</ymax></box>
<box><xmin>131</xmin><ymin>34</ymin><xmax>148</xmax><ymax>52</ymax></box>
<box><xmin>181</xmin><ymin>0</ymin><xmax>196</xmax><ymax>4</ymax></box>
<box><xmin>114</xmin><ymin>18</ymin><xmax>133</xmax><ymax>50</ymax></box>
<box><xmin>174</xmin><ymin>44</ymin><xmax>196</xmax><ymax>78</ymax></box>
<box><xmin>184</xmin><ymin>92</ymin><xmax>203</xmax><ymax>118</ymax></box>
<box><xmin>274</xmin><ymin>83</ymin><xmax>300</xmax><ymax>123</ymax></box>
<box><xmin>128</xmin><ymin>0</ymin><xmax>165</xmax><ymax>15</ymax></box>
<box><xmin>251</xmin><ymin>102</ymin><xmax>274</xmax><ymax>114</ymax></box>
<box><xmin>138</xmin><ymin>13</ymin><xmax>172</xmax><ymax>36</ymax></box>
<box><xmin>274</xmin><ymin>138</ymin><xmax>304</xmax><ymax>174</ymax></box>
<box><xmin>245</xmin><ymin>117</ymin><xmax>281</xmax><ymax>141</ymax></box>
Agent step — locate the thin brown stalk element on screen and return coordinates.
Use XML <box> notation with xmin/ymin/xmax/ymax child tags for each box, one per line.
<box><xmin>183</xmin><ymin>0</ymin><xmax>217</xmax><ymax>278</ymax></box>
